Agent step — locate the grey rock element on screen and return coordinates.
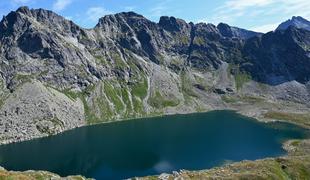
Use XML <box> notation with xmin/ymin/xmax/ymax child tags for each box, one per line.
<box><xmin>277</xmin><ymin>16</ymin><xmax>310</xmax><ymax>31</ymax></box>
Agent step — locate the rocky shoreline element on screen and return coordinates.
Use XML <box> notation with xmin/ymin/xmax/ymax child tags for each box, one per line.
<box><xmin>0</xmin><ymin>166</ymin><xmax>93</xmax><ymax>180</ymax></box>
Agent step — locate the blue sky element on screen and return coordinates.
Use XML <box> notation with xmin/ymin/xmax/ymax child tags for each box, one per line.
<box><xmin>0</xmin><ymin>0</ymin><xmax>309</xmax><ymax>32</ymax></box>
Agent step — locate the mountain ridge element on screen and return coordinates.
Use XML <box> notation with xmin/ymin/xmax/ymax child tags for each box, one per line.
<box><xmin>0</xmin><ymin>6</ymin><xmax>309</xmax><ymax>145</ymax></box>
<box><xmin>277</xmin><ymin>16</ymin><xmax>310</xmax><ymax>31</ymax></box>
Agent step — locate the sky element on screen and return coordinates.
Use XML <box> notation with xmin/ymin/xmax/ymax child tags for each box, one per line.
<box><xmin>0</xmin><ymin>0</ymin><xmax>309</xmax><ymax>32</ymax></box>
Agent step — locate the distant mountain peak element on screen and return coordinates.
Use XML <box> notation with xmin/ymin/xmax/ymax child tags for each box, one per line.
<box><xmin>217</xmin><ymin>23</ymin><xmax>262</xmax><ymax>39</ymax></box>
<box><xmin>276</xmin><ymin>16</ymin><xmax>310</xmax><ymax>31</ymax></box>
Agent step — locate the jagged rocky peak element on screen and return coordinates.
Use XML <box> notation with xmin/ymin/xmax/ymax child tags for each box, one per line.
<box><xmin>96</xmin><ymin>11</ymin><xmax>150</xmax><ymax>28</ymax></box>
<box><xmin>193</xmin><ymin>23</ymin><xmax>221</xmax><ymax>40</ymax></box>
<box><xmin>158</xmin><ymin>16</ymin><xmax>191</xmax><ymax>32</ymax></box>
<box><xmin>217</xmin><ymin>22</ymin><xmax>261</xmax><ymax>39</ymax></box>
<box><xmin>277</xmin><ymin>16</ymin><xmax>310</xmax><ymax>31</ymax></box>
<box><xmin>0</xmin><ymin>6</ymin><xmax>83</xmax><ymax>38</ymax></box>
<box><xmin>16</xmin><ymin>6</ymin><xmax>31</xmax><ymax>15</ymax></box>
<box><xmin>242</xmin><ymin>25</ymin><xmax>310</xmax><ymax>84</ymax></box>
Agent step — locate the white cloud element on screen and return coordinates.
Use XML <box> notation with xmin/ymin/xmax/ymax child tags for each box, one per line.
<box><xmin>124</xmin><ymin>6</ymin><xmax>136</xmax><ymax>12</ymax></box>
<box><xmin>13</xmin><ymin>0</ymin><xmax>31</xmax><ymax>3</ymax></box>
<box><xmin>86</xmin><ymin>7</ymin><xmax>112</xmax><ymax>22</ymax></box>
<box><xmin>53</xmin><ymin>0</ymin><xmax>72</xmax><ymax>11</ymax></box>
<box><xmin>250</xmin><ymin>23</ymin><xmax>279</xmax><ymax>33</ymax></box>
<box><xmin>204</xmin><ymin>0</ymin><xmax>275</xmax><ymax>25</ymax></box>
<box><xmin>149</xmin><ymin>0</ymin><xmax>172</xmax><ymax>18</ymax></box>
<box><xmin>150</xmin><ymin>5</ymin><xmax>165</xmax><ymax>17</ymax></box>
<box><xmin>199</xmin><ymin>0</ymin><xmax>310</xmax><ymax>31</ymax></box>
<box><xmin>221</xmin><ymin>0</ymin><xmax>274</xmax><ymax>10</ymax></box>
<box><xmin>65</xmin><ymin>16</ymin><xmax>72</xmax><ymax>20</ymax></box>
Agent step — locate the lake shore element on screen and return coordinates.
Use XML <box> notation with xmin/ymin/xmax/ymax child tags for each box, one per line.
<box><xmin>137</xmin><ymin>139</ymin><xmax>310</xmax><ymax>179</ymax></box>
<box><xmin>1</xmin><ymin>96</ymin><xmax>309</xmax><ymax>146</ymax></box>
<box><xmin>1</xmin><ymin>139</ymin><xmax>309</xmax><ymax>179</ymax></box>
<box><xmin>0</xmin><ymin>108</ymin><xmax>309</xmax><ymax>179</ymax></box>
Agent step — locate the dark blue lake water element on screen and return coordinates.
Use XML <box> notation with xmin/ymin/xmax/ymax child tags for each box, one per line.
<box><xmin>0</xmin><ymin>110</ymin><xmax>308</xmax><ymax>179</ymax></box>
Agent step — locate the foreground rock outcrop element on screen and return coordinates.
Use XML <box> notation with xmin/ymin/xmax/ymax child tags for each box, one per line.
<box><xmin>0</xmin><ymin>166</ymin><xmax>92</xmax><ymax>180</ymax></box>
<box><xmin>0</xmin><ymin>6</ymin><xmax>309</xmax><ymax>144</ymax></box>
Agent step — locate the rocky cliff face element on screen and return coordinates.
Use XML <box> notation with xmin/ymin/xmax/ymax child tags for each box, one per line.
<box><xmin>277</xmin><ymin>16</ymin><xmax>310</xmax><ymax>31</ymax></box>
<box><xmin>0</xmin><ymin>6</ymin><xmax>309</xmax><ymax>144</ymax></box>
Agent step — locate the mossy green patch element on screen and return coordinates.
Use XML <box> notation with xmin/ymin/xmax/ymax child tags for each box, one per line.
<box><xmin>221</xmin><ymin>95</ymin><xmax>264</xmax><ymax>104</ymax></box>
<box><xmin>60</xmin><ymin>85</ymin><xmax>99</xmax><ymax>124</ymax></box>
<box><xmin>12</xmin><ymin>74</ymin><xmax>34</xmax><ymax>88</ymax></box>
<box><xmin>148</xmin><ymin>91</ymin><xmax>179</xmax><ymax>109</ymax></box>
<box><xmin>228</xmin><ymin>64</ymin><xmax>252</xmax><ymax>90</ymax></box>
<box><xmin>178</xmin><ymin>34</ymin><xmax>190</xmax><ymax>44</ymax></box>
<box><xmin>180</xmin><ymin>71</ymin><xmax>198</xmax><ymax>98</ymax></box>
<box><xmin>291</xmin><ymin>140</ymin><xmax>301</xmax><ymax>147</ymax></box>
<box><xmin>131</xmin><ymin>77</ymin><xmax>148</xmax><ymax>99</ymax></box>
<box><xmin>240</xmin><ymin>95</ymin><xmax>264</xmax><ymax>103</ymax></box>
<box><xmin>81</xmin><ymin>95</ymin><xmax>100</xmax><ymax>124</ymax></box>
<box><xmin>94</xmin><ymin>55</ymin><xmax>109</xmax><ymax>65</ymax></box>
<box><xmin>221</xmin><ymin>95</ymin><xmax>239</xmax><ymax>103</ymax></box>
<box><xmin>111</xmin><ymin>52</ymin><xmax>127</xmax><ymax>68</ymax></box>
<box><xmin>193</xmin><ymin>37</ymin><xmax>205</xmax><ymax>46</ymax></box>
<box><xmin>132</xmin><ymin>96</ymin><xmax>145</xmax><ymax>115</ymax></box>
<box><xmin>121</xmin><ymin>88</ymin><xmax>133</xmax><ymax>117</ymax></box>
<box><xmin>62</xmin><ymin>89</ymin><xmax>79</xmax><ymax>100</ymax></box>
<box><xmin>235</xmin><ymin>73</ymin><xmax>251</xmax><ymax>90</ymax></box>
<box><xmin>264</xmin><ymin>111</ymin><xmax>310</xmax><ymax>127</ymax></box>
<box><xmin>96</xmin><ymin>88</ymin><xmax>114</xmax><ymax>122</ymax></box>
<box><xmin>103</xmin><ymin>81</ymin><xmax>124</xmax><ymax>114</ymax></box>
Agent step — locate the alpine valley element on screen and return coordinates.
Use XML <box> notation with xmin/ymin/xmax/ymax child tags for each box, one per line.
<box><xmin>0</xmin><ymin>6</ymin><xmax>310</xmax><ymax>179</ymax></box>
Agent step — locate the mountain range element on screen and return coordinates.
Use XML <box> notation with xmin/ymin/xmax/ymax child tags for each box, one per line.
<box><xmin>0</xmin><ymin>6</ymin><xmax>309</xmax><ymax>144</ymax></box>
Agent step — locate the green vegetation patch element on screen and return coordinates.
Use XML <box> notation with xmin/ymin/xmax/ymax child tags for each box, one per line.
<box><xmin>180</xmin><ymin>71</ymin><xmax>198</xmax><ymax>98</ymax></box>
<box><xmin>264</xmin><ymin>111</ymin><xmax>310</xmax><ymax>127</ymax></box>
<box><xmin>142</xmin><ymin>156</ymin><xmax>310</xmax><ymax>180</ymax></box>
<box><xmin>235</xmin><ymin>73</ymin><xmax>251</xmax><ymax>90</ymax></box>
<box><xmin>148</xmin><ymin>91</ymin><xmax>179</xmax><ymax>109</ymax></box>
<box><xmin>111</xmin><ymin>52</ymin><xmax>127</xmax><ymax>68</ymax></box>
<box><xmin>121</xmin><ymin>88</ymin><xmax>133</xmax><ymax>117</ymax></box>
<box><xmin>178</xmin><ymin>34</ymin><xmax>190</xmax><ymax>44</ymax></box>
<box><xmin>193</xmin><ymin>37</ymin><xmax>205</xmax><ymax>46</ymax></box>
<box><xmin>228</xmin><ymin>64</ymin><xmax>252</xmax><ymax>90</ymax></box>
<box><xmin>62</xmin><ymin>89</ymin><xmax>79</xmax><ymax>100</ymax></box>
<box><xmin>103</xmin><ymin>81</ymin><xmax>124</xmax><ymax>114</ymax></box>
<box><xmin>61</xmin><ymin>85</ymin><xmax>100</xmax><ymax>124</ymax></box>
<box><xmin>94</xmin><ymin>55</ymin><xmax>109</xmax><ymax>65</ymax></box>
<box><xmin>131</xmin><ymin>76</ymin><xmax>148</xmax><ymax>99</ymax></box>
<box><xmin>291</xmin><ymin>140</ymin><xmax>301</xmax><ymax>147</ymax></box>
<box><xmin>132</xmin><ymin>96</ymin><xmax>145</xmax><ymax>116</ymax></box>
<box><xmin>240</xmin><ymin>95</ymin><xmax>264</xmax><ymax>103</ymax></box>
<box><xmin>11</xmin><ymin>74</ymin><xmax>34</xmax><ymax>88</ymax></box>
<box><xmin>221</xmin><ymin>95</ymin><xmax>264</xmax><ymax>104</ymax></box>
<box><xmin>221</xmin><ymin>95</ymin><xmax>239</xmax><ymax>103</ymax></box>
<box><xmin>95</xmin><ymin>88</ymin><xmax>114</xmax><ymax>122</ymax></box>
